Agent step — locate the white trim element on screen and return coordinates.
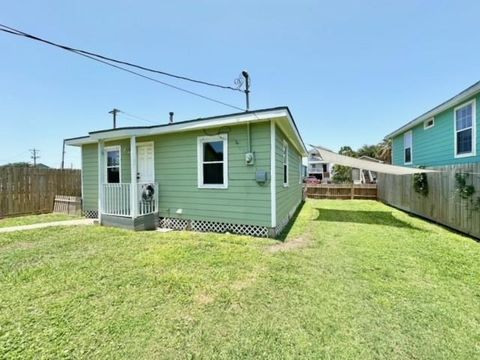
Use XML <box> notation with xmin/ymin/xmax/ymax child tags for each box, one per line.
<box><xmin>454</xmin><ymin>99</ymin><xmax>476</xmax><ymax>158</ymax></box>
<box><xmin>386</xmin><ymin>81</ymin><xmax>480</xmax><ymax>138</ymax></box>
<box><xmin>136</xmin><ymin>141</ymin><xmax>155</xmax><ymax>183</ymax></box>
<box><xmin>97</xmin><ymin>140</ymin><xmax>104</xmax><ymax>222</ymax></box>
<box><xmin>270</xmin><ymin>121</ymin><xmax>276</xmax><ymax>228</ymax></box>
<box><xmin>404</xmin><ymin>130</ymin><xmax>413</xmax><ymax>165</ymax></box>
<box><xmin>67</xmin><ymin>108</ymin><xmax>308</xmax><ymax>156</ymax></box>
<box><xmin>423</xmin><ymin>117</ymin><xmax>435</xmax><ymax>129</ymax></box>
<box><xmin>104</xmin><ymin>145</ymin><xmax>122</xmax><ymax>183</ymax></box>
<box><xmin>197</xmin><ymin>134</ymin><xmax>228</xmax><ymax>189</ymax></box>
<box><xmin>130</xmin><ymin>136</ymin><xmax>138</xmax><ymax>218</ymax></box>
<box><xmin>283</xmin><ymin>140</ymin><xmax>289</xmax><ymax>187</ymax></box>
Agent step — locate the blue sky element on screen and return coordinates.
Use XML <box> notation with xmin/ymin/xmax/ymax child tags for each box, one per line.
<box><xmin>1</xmin><ymin>1</ymin><xmax>479</xmax><ymax>167</ymax></box>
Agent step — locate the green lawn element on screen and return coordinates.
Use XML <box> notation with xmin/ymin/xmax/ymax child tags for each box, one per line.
<box><xmin>0</xmin><ymin>213</ymin><xmax>80</xmax><ymax>228</ymax></box>
<box><xmin>0</xmin><ymin>200</ymin><xmax>479</xmax><ymax>359</ymax></box>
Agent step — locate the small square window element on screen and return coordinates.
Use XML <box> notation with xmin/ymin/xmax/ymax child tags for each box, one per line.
<box><xmin>424</xmin><ymin>118</ymin><xmax>434</xmax><ymax>129</ymax></box>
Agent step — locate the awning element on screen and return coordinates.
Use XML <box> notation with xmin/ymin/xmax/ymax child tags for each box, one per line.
<box><xmin>313</xmin><ymin>147</ymin><xmax>437</xmax><ymax>175</ymax></box>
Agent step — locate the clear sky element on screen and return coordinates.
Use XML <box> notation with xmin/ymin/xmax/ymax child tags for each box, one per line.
<box><xmin>1</xmin><ymin>1</ymin><xmax>479</xmax><ymax>168</ymax></box>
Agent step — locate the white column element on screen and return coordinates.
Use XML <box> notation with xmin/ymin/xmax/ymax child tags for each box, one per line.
<box><xmin>130</xmin><ymin>136</ymin><xmax>138</xmax><ymax>218</ymax></box>
<box><xmin>98</xmin><ymin>139</ymin><xmax>105</xmax><ymax>222</ymax></box>
<box><xmin>270</xmin><ymin>120</ymin><xmax>276</xmax><ymax>228</ymax></box>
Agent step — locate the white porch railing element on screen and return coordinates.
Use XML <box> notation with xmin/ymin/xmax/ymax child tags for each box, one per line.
<box><xmin>137</xmin><ymin>183</ymin><xmax>159</xmax><ymax>216</ymax></box>
<box><xmin>102</xmin><ymin>183</ymin><xmax>158</xmax><ymax>217</ymax></box>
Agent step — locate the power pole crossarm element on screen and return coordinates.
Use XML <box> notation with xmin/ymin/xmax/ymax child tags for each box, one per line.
<box><xmin>29</xmin><ymin>148</ymin><xmax>40</xmax><ymax>167</ymax></box>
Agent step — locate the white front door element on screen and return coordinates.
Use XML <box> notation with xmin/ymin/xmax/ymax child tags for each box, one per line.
<box><xmin>136</xmin><ymin>142</ymin><xmax>154</xmax><ymax>183</ymax></box>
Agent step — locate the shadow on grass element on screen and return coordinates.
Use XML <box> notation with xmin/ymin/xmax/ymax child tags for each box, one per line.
<box><xmin>314</xmin><ymin>208</ymin><xmax>424</xmax><ymax>231</ymax></box>
<box><xmin>277</xmin><ymin>201</ymin><xmax>305</xmax><ymax>242</ymax></box>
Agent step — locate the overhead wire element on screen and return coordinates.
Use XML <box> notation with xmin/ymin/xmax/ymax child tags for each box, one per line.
<box><xmin>0</xmin><ymin>24</ymin><xmax>246</xmax><ymax>111</ymax></box>
<box><xmin>0</xmin><ymin>23</ymin><xmax>242</xmax><ymax>92</ymax></box>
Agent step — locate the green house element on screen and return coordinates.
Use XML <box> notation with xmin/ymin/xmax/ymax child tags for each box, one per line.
<box><xmin>65</xmin><ymin>107</ymin><xmax>307</xmax><ymax>237</ymax></box>
<box><xmin>387</xmin><ymin>81</ymin><xmax>480</xmax><ymax>167</ymax></box>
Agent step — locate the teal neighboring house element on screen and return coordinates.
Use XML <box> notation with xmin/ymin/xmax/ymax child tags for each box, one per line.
<box><xmin>387</xmin><ymin>81</ymin><xmax>480</xmax><ymax>167</ymax></box>
<box><xmin>65</xmin><ymin>107</ymin><xmax>307</xmax><ymax>237</ymax></box>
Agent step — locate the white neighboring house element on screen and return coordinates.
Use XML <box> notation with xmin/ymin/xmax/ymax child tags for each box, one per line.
<box><xmin>307</xmin><ymin>148</ymin><xmax>334</xmax><ymax>182</ymax></box>
<box><xmin>352</xmin><ymin>156</ymin><xmax>383</xmax><ymax>184</ymax></box>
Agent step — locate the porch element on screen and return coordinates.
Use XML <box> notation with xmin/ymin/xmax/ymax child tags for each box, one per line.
<box><xmin>97</xmin><ymin>136</ymin><xmax>159</xmax><ymax>230</ymax></box>
<box><xmin>100</xmin><ymin>183</ymin><xmax>159</xmax><ymax>230</ymax></box>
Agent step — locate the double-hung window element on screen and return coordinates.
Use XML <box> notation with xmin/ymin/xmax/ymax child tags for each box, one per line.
<box><xmin>404</xmin><ymin>131</ymin><xmax>412</xmax><ymax>165</ymax></box>
<box><xmin>198</xmin><ymin>134</ymin><xmax>228</xmax><ymax>188</ymax></box>
<box><xmin>283</xmin><ymin>140</ymin><xmax>289</xmax><ymax>186</ymax></box>
<box><xmin>105</xmin><ymin>146</ymin><xmax>121</xmax><ymax>183</ymax></box>
<box><xmin>455</xmin><ymin>100</ymin><xmax>476</xmax><ymax>157</ymax></box>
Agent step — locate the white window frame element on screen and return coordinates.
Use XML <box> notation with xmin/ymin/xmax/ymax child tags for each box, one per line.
<box><xmin>424</xmin><ymin>117</ymin><xmax>435</xmax><ymax>129</ymax></box>
<box><xmin>283</xmin><ymin>140</ymin><xmax>289</xmax><ymax>187</ymax></box>
<box><xmin>197</xmin><ymin>134</ymin><xmax>228</xmax><ymax>189</ymax></box>
<box><xmin>104</xmin><ymin>145</ymin><xmax>122</xmax><ymax>183</ymax></box>
<box><xmin>404</xmin><ymin>131</ymin><xmax>412</xmax><ymax>165</ymax></box>
<box><xmin>454</xmin><ymin>99</ymin><xmax>476</xmax><ymax>158</ymax></box>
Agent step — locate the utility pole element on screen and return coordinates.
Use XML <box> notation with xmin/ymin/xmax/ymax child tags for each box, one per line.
<box><xmin>30</xmin><ymin>148</ymin><xmax>40</xmax><ymax>167</ymax></box>
<box><xmin>242</xmin><ymin>70</ymin><xmax>250</xmax><ymax>111</ymax></box>
<box><xmin>109</xmin><ymin>108</ymin><xmax>120</xmax><ymax>129</ymax></box>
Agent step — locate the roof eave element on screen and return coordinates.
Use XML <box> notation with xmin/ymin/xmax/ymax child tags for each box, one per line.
<box><xmin>386</xmin><ymin>81</ymin><xmax>480</xmax><ymax>138</ymax></box>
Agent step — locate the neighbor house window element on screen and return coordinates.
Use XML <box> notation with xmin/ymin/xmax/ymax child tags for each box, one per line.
<box><xmin>283</xmin><ymin>140</ymin><xmax>289</xmax><ymax>186</ymax></box>
<box><xmin>424</xmin><ymin>117</ymin><xmax>434</xmax><ymax>129</ymax></box>
<box><xmin>404</xmin><ymin>131</ymin><xmax>412</xmax><ymax>164</ymax></box>
<box><xmin>455</xmin><ymin>100</ymin><xmax>476</xmax><ymax>157</ymax></box>
<box><xmin>105</xmin><ymin>146</ymin><xmax>121</xmax><ymax>183</ymax></box>
<box><xmin>197</xmin><ymin>134</ymin><xmax>228</xmax><ymax>188</ymax></box>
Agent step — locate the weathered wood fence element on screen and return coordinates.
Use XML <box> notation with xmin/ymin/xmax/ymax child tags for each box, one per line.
<box><xmin>377</xmin><ymin>163</ymin><xmax>480</xmax><ymax>239</ymax></box>
<box><xmin>0</xmin><ymin>167</ymin><xmax>81</xmax><ymax>218</ymax></box>
<box><xmin>306</xmin><ymin>184</ymin><xmax>377</xmax><ymax>200</ymax></box>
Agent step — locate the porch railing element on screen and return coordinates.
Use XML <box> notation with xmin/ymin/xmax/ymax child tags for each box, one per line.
<box><xmin>102</xmin><ymin>183</ymin><xmax>158</xmax><ymax>217</ymax></box>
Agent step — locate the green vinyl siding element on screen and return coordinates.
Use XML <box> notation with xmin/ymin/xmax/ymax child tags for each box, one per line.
<box><xmin>81</xmin><ymin>144</ymin><xmax>98</xmax><ymax>211</ymax></box>
<box><xmin>275</xmin><ymin>124</ymin><xmax>303</xmax><ymax>225</ymax></box>
<box><xmin>82</xmin><ymin>122</ymin><xmax>272</xmax><ymax>227</ymax></box>
<box><xmin>392</xmin><ymin>94</ymin><xmax>480</xmax><ymax>167</ymax></box>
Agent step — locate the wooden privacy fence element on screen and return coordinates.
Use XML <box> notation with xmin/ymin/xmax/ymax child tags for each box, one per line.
<box><xmin>377</xmin><ymin>163</ymin><xmax>480</xmax><ymax>239</ymax></box>
<box><xmin>0</xmin><ymin>167</ymin><xmax>81</xmax><ymax>218</ymax></box>
<box><xmin>306</xmin><ymin>184</ymin><xmax>377</xmax><ymax>200</ymax></box>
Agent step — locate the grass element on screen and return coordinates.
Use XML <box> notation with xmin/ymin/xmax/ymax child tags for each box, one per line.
<box><xmin>0</xmin><ymin>200</ymin><xmax>479</xmax><ymax>359</ymax></box>
<box><xmin>0</xmin><ymin>213</ymin><xmax>80</xmax><ymax>228</ymax></box>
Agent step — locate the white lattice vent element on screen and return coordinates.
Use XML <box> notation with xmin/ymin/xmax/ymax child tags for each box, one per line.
<box><xmin>159</xmin><ymin>218</ymin><xmax>189</xmax><ymax>230</ymax></box>
<box><xmin>192</xmin><ymin>220</ymin><xmax>269</xmax><ymax>238</ymax></box>
<box><xmin>83</xmin><ymin>209</ymin><xmax>98</xmax><ymax>219</ymax></box>
<box><xmin>159</xmin><ymin>217</ymin><xmax>269</xmax><ymax>237</ymax></box>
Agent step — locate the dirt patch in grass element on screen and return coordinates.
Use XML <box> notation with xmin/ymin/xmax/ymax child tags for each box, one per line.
<box><xmin>194</xmin><ymin>292</ymin><xmax>215</xmax><ymax>305</ymax></box>
<box><xmin>266</xmin><ymin>235</ymin><xmax>311</xmax><ymax>253</ymax></box>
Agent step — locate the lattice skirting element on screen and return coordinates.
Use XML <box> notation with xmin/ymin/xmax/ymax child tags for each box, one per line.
<box><xmin>83</xmin><ymin>209</ymin><xmax>99</xmax><ymax>219</ymax></box>
<box><xmin>159</xmin><ymin>217</ymin><xmax>270</xmax><ymax>238</ymax></box>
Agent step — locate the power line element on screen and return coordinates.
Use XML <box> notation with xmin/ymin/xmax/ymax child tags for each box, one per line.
<box><xmin>0</xmin><ymin>24</ymin><xmax>245</xmax><ymax>111</ymax></box>
<box><xmin>0</xmin><ymin>23</ymin><xmax>242</xmax><ymax>92</ymax></box>
<box><xmin>118</xmin><ymin>111</ymin><xmax>158</xmax><ymax>125</ymax></box>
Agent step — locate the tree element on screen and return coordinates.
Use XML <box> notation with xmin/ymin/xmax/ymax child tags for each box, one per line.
<box><xmin>357</xmin><ymin>144</ymin><xmax>379</xmax><ymax>158</ymax></box>
<box><xmin>0</xmin><ymin>162</ymin><xmax>31</xmax><ymax>168</ymax></box>
<box><xmin>332</xmin><ymin>146</ymin><xmax>356</xmax><ymax>183</ymax></box>
<box><xmin>377</xmin><ymin>138</ymin><xmax>392</xmax><ymax>164</ymax></box>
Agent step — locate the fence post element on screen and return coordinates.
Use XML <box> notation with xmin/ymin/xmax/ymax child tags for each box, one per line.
<box><xmin>351</xmin><ymin>184</ymin><xmax>354</xmax><ymax>199</ymax></box>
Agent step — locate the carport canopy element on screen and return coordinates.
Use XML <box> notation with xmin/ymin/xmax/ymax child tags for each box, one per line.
<box><xmin>312</xmin><ymin>146</ymin><xmax>437</xmax><ymax>175</ymax></box>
